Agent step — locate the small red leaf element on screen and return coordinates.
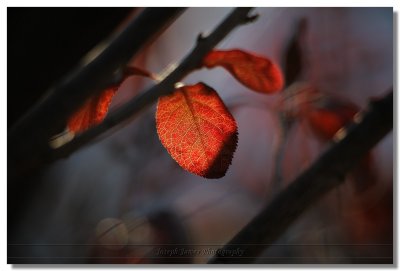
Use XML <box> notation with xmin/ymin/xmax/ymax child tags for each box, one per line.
<box><xmin>67</xmin><ymin>66</ymin><xmax>154</xmax><ymax>134</ymax></box>
<box><xmin>156</xmin><ymin>83</ymin><xmax>238</xmax><ymax>179</ymax></box>
<box><xmin>305</xmin><ymin>99</ymin><xmax>359</xmax><ymax>141</ymax></box>
<box><xmin>306</xmin><ymin>109</ymin><xmax>347</xmax><ymax>140</ymax></box>
<box><xmin>67</xmin><ymin>86</ymin><xmax>118</xmax><ymax>133</ymax></box>
<box><xmin>304</xmin><ymin>98</ymin><xmax>377</xmax><ymax>190</ymax></box>
<box><xmin>203</xmin><ymin>49</ymin><xmax>284</xmax><ymax>94</ymax></box>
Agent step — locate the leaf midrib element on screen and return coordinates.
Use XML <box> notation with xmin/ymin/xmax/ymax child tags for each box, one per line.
<box><xmin>181</xmin><ymin>88</ymin><xmax>211</xmax><ymax>166</ymax></box>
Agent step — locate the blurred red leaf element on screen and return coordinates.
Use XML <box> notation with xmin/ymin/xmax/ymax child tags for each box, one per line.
<box><xmin>156</xmin><ymin>83</ymin><xmax>238</xmax><ymax>178</ymax></box>
<box><xmin>305</xmin><ymin>99</ymin><xmax>359</xmax><ymax>141</ymax></box>
<box><xmin>203</xmin><ymin>49</ymin><xmax>284</xmax><ymax>94</ymax></box>
<box><xmin>68</xmin><ymin>86</ymin><xmax>118</xmax><ymax>133</ymax></box>
<box><xmin>304</xmin><ymin>97</ymin><xmax>376</xmax><ymax>190</ymax></box>
<box><xmin>67</xmin><ymin>66</ymin><xmax>154</xmax><ymax>133</ymax></box>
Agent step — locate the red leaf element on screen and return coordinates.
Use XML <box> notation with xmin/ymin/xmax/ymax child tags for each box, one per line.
<box><xmin>203</xmin><ymin>49</ymin><xmax>284</xmax><ymax>94</ymax></box>
<box><xmin>304</xmin><ymin>97</ymin><xmax>377</xmax><ymax>190</ymax></box>
<box><xmin>156</xmin><ymin>83</ymin><xmax>238</xmax><ymax>178</ymax></box>
<box><xmin>67</xmin><ymin>66</ymin><xmax>154</xmax><ymax>133</ymax></box>
<box><xmin>67</xmin><ymin>86</ymin><xmax>118</xmax><ymax>133</ymax></box>
<box><xmin>305</xmin><ymin>99</ymin><xmax>359</xmax><ymax>141</ymax></box>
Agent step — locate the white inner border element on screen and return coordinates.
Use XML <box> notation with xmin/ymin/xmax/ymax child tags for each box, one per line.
<box><xmin>1</xmin><ymin>1</ymin><xmax>399</xmax><ymax>271</ymax></box>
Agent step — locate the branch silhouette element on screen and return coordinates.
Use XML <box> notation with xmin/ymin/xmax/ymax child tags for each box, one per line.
<box><xmin>8</xmin><ymin>8</ymin><xmax>185</xmax><ymax>233</ymax></box>
<box><xmin>8</xmin><ymin>7</ymin><xmax>256</xmax><ymax>233</ymax></box>
<box><xmin>53</xmin><ymin>8</ymin><xmax>256</xmax><ymax>161</ymax></box>
<box><xmin>8</xmin><ymin>8</ymin><xmax>185</xmax><ymax>179</ymax></box>
<box><xmin>208</xmin><ymin>89</ymin><xmax>393</xmax><ymax>264</ymax></box>
<box><xmin>9</xmin><ymin>8</ymin><xmax>256</xmax><ymax>180</ymax></box>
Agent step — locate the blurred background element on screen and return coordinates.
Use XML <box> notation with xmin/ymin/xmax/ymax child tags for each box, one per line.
<box><xmin>8</xmin><ymin>7</ymin><xmax>393</xmax><ymax>264</ymax></box>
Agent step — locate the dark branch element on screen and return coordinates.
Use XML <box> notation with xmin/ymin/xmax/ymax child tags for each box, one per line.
<box><xmin>53</xmin><ymin>8</ymin><xmax>255</xmax><ymax>160</ymax></box>
<box><xmin>8</xmin><ymin>7</ymin><xmax>255</xmax><ymax>230</ymax></box>
<box><xmin>208</xmin><ymin>89</ymin><xmax>393</xmax><ymax>264</ymax></box>
<box><xmin>8</xmin><ymin>8</ymin><xmax>185</xmax><ymax>178</ymax></box>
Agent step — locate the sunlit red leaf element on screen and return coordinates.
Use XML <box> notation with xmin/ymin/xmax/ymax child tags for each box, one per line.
<box><xmin>203</xmin><ymin>49</ymin><xmax>284</xmax><ymax>94</ymax></box>
<box><xmin>156</xmin><ymin>83</ymin><xmax>238</xmax><ymax>178</ymax></box>
<box><xmin>67</xmin><ymin>86</ymin><xmax>118</xmax><ymax>133</ymax></box>
<box><xmin>67</xmin><ymin>66</ymin><xmax>154</xmax><ymax>133</ymax></box>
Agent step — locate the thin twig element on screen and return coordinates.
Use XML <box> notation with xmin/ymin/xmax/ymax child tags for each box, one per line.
<box><xmin>208</xmin><ymin>89</ymin><xmax>393</xmax><ymax>264</ymax></box>
<box><xmin>53</xmin><ymin>8</ymin><xmax>256</xmax><ymax>160</ymax></box>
